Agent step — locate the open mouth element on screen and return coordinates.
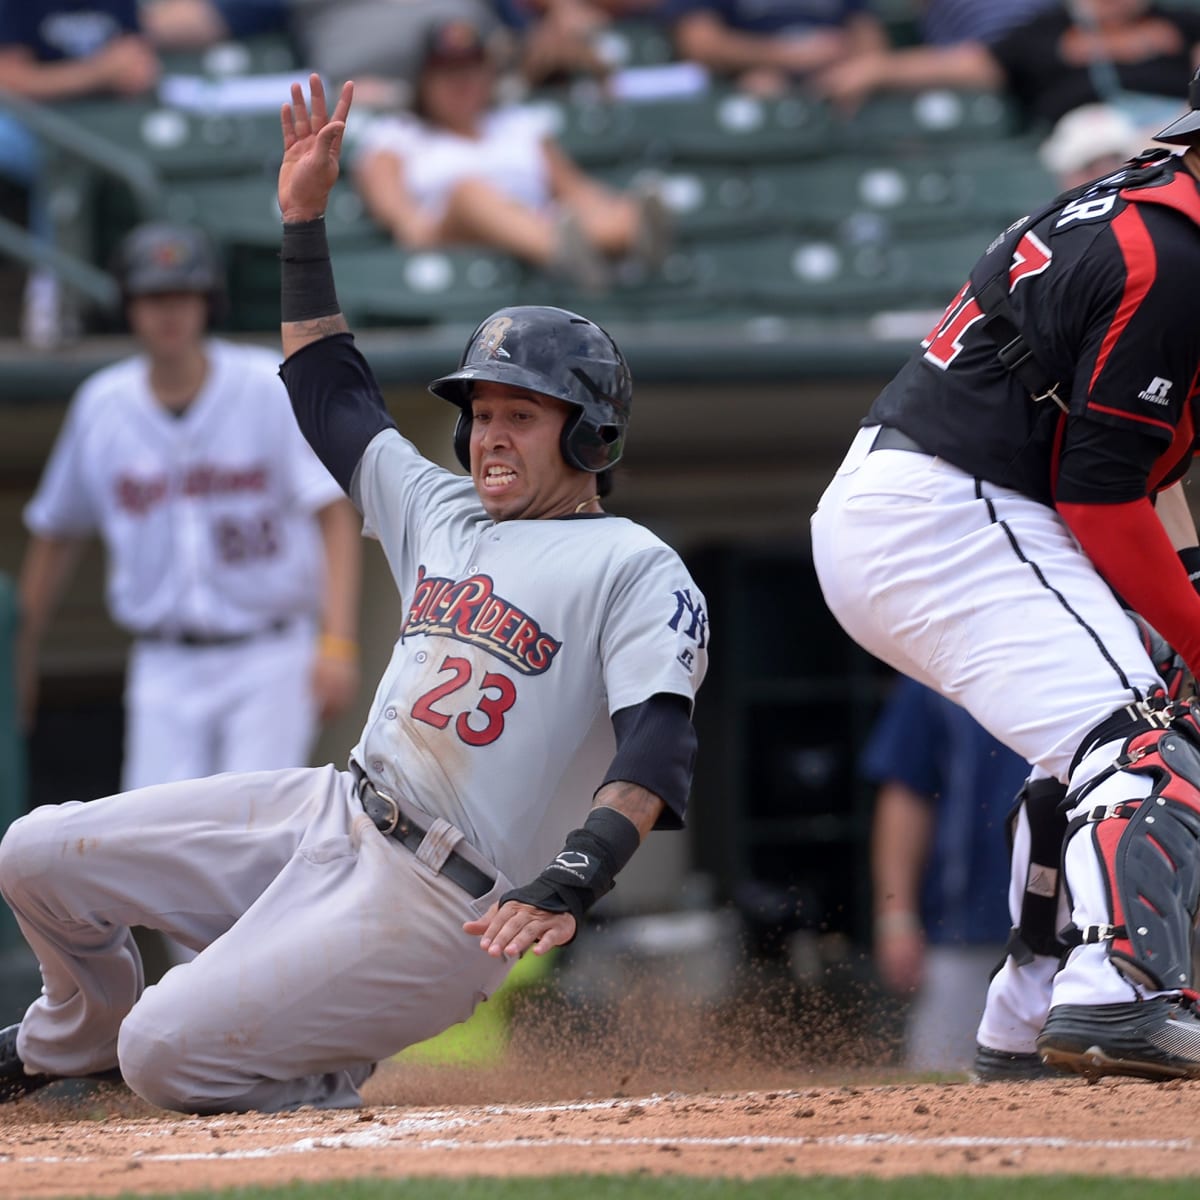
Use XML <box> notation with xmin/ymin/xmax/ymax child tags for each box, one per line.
<box><xmin>482</xmin><ymin>464</ymin><xmax>518</xmax><ymax>491</ymax></box>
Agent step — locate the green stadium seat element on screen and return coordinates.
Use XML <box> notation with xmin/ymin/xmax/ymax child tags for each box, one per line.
<box><xmin>537</xmin><ymin>87</ymin><xmax>834</xmax><ymax>167</ymax></box>
<box><xmin>839</xmin><ymin>89</ymin><xmax>1024</xmax><ymax>150</ymax></box>
<box><xmin>740</xmin><ymin>149</ymin><xmax>1055</xmax><ymax>235</ymax></box>
<box><xmin>629</xmin><ymin>89</ymin><xmax>834</xmax><ymax>162</ymax></box>
<box><xmin>162</xmin><ymin>175</ymin><xmax>384</xmax><ymax>248</ymax></box>
<box><xmin>591</xmin><ymin>20</ymin><xmax>676</xmax><ymax>70</ymax></box>
<box><xmin>527</xmin><ymin>94</ymin><xmax>646</xmax><ymax>167</ymax></box>
<box><xmin>636</xmin><ymin>226</ymin><xmax>982</xmax><ymax>315</ymax></box>
<box><xmin>332</xmin><ymin>245</ymin><xmax>533</xmax><ymax>327</ymax></box>
<box><xmin>158</xmin><ymin>33</ymin><xmax>300</xmax><ymax>79</ymax></box>
<box><xmin>56</xmin><ymin>99</ymin><xmax>283</xmax><ymax>179</ymax></box>
<box><xmin>595</xmin><ymin>144</ymin><xmax>1052</xmax><ymax>245</ymax></box>
<box><xmin>591</xmin><ymin>164</ymin><xmax>777</xmax><ymax>237</ymax></box>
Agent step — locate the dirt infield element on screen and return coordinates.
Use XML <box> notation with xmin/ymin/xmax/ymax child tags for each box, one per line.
<box><xmin>4</xmin><ymin>981</ymin><xmax>1200</xmax><ymax>1194</ymax></box>
<box><xmin>3</xmin><ymin>1065</ymin><xmax>1200</xmax><ymax>1196</ymax></box>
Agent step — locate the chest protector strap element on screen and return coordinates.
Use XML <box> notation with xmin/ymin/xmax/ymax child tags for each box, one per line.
<box><xmin>1065</xmin><ymin>701</ymin><xmax>1200</xmax><ymax>991</ymax></box>
<box><xmin>968</xmin><ymin>149</ymin><xmax>1179</xmax><ymax>413</ymax></box>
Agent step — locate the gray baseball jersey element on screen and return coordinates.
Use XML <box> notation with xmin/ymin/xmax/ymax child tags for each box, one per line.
<box><xmin>351</xmin><ymin>428</ymin><xmax>709</xmax><ymax>886</ymax></box>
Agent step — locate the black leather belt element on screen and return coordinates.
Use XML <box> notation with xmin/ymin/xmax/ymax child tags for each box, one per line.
<box><xmin>138</xmin><ymin>618</ymin><xmax>292</xmax><ymax>647</ymax></box>
<box><xmin>356</xmin><ymin>774</ymin><xmax>493</xmax><ymax>899</ymax></box>
<box><xmin>870</xmin><ymin>425</ymin><xmax>931</xmax><ymax>456</ymax></box>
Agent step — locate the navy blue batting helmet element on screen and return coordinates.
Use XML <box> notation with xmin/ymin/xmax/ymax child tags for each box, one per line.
<box><xmin>428</xmin><ymin>305</ymin><xmax>632</xmax><ymax>475</ymax></box>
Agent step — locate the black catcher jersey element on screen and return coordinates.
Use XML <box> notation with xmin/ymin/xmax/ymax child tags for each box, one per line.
<box><xmin>865</xmin><ymin>153</ymin><xmax>1200</xmax><ymax>506</ymax></box>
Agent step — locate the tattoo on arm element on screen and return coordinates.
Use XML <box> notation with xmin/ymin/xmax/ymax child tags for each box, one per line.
<box><xmin>593</xmin><ymin>780</ymin><xmax>662</xmax><ymax>838</ymax></box>
<box><xmin>281</xmin><ymin>314</ymin><xmax>350</xmax><ymax>358</ymax></box>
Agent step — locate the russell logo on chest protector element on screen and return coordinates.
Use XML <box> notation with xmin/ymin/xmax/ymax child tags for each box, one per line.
<box><xmin>403</xmin><ymin>567</ymin><xmax>562</xmax><ymax>675</ymax></box>
<box><xmin>1138</xmin><ymin>377</ymin><xmax>1174</xmax><ymax>405</ymax></box>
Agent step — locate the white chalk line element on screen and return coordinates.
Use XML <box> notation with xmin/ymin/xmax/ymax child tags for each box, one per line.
<box><xmin>3</xmin><ymin>1129</ymin><xmax>1197</xmax><ymax>1166</ymax></box>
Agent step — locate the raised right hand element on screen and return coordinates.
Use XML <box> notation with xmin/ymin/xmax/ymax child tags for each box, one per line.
<box><xmin>278</xmin><ymin>74</ymin><xmax>354</xmax><ymax>224</ymax></box>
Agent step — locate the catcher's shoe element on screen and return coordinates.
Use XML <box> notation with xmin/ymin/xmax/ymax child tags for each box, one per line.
<box><xmin>1037</xmin><ymin>996</ymin><xmax>1200</xmax><ymax>1080</ymax></box>
<box><xmin>0</xmin><ymin>1024</ymin><xmax>123</xmax><ymax>1103</ymax></box>
<box><xmin>971</xmin><ymin>1043</ymin><xmax>1057</xmax><ymax>1082</ymax></box>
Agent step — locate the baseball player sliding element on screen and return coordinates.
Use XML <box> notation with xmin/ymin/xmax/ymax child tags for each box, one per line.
<box><xmin>814</xmin><ymin>69</ymin><xmax>1200</xmax><ymax>1082</ymax></box>
<box><xmin>17</xmin><ymin>223</ymin><xmax>362</xmax><ymax>789</ymax></box>
<box><xmin>0</xmin><ymin>75</ymin><xmax>708</xmax><ymax>1113</ymax></box>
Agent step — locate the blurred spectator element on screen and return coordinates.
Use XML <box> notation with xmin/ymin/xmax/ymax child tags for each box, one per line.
<box><xmin>1037</xmin><ymin>100</ymin><xmax>1145</xmax><ymax>188</ymax></box>
<box><xmin>494</xmin><ymin>0</ymin><xmax>684</xmax><ymax>89</ymax></box>
<box><xmin>494</xmin><ymin>0</ymin><xmax>613</xmax><ymax>88</ymax></box>
<box><xmin>915</xmin><ymin>0</ymin><xmax>1060</xmax><ymax>46</ymax></box>
<box><xmin>352</xmin><ymin>16</ymin><xmax>670</xmax><ymax>291</ymax></box>
<box><xmin>0</xmin><ymin>1</ymin><xmax>160</xmax><ymax>345</ymax></box>
<box><xmin>0</xmin><ymin>2</ymin><xmax>158</xmax><ymax>100</ymax></box>
<box><xmin>812</xmin><ymin>0</ymin><xmax>1200</xmax><ymax>128</ymax></box>
<box><xmin>862</xmin><ymin>674</ymin><xmax>1027</xmax><ymax>1074</ymax></box>
<box><xmin>666</xmin><ymin>0</ymin><xmax>886</xmax><ymax>97</ymax></box>
<box><xmin>140</xmin><ymin>0</ymin><xmax>291</xmax><ymax>49</ymax></box>
<box><xmin>288</xmin><ymin>0</ymin><xmax>498</xmax><ymax>111</ymax></box>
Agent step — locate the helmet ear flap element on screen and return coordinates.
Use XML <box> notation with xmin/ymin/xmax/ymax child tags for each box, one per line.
<box><xmin>561</xmin><ymin>405</ymin><xmax>625</xmax><ymax>473</ymax></box>
<box><xmin>453</xmin><ymin>408</ymin><xmax>472</xmax><ymax>471</ymax></box>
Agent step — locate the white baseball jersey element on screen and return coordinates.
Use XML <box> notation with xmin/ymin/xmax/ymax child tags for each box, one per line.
<box><xmin>25</xmin><ymin>338</ymin><xmax>342</xmax><ymax>638</ymax></box>
<box><xmin>350</xmin><ymin>428</ymin><xmax>710</xmax><ymax>886</ymax></box>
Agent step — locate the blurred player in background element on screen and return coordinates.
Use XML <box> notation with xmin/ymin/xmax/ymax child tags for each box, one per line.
<box><xmin>863</xmin><ymin>674</ymin><xmax>1028</xmax><ymax>1074</ymax></box>
<box><xmin>16</xmin><ymin>221</ymin><xmax>362</xmax><ymax>794</ymax></box>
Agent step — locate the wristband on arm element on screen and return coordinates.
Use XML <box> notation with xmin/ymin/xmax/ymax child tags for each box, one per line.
<box><xmin>499</xmin><ymin>806</ymin><xmax>641</xmax><ymax>933</ymax></box>
<box><xmin>281</xmin><ymin>218</ymin><xmax>341</xmax><ymax>323</ymax></box>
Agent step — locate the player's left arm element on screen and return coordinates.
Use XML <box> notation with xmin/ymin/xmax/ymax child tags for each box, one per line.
<box><xmin>311</xmin><ymin>496</ymin><xmax>363</xmax><ymax>723</ymax></box>
<box><xmin>465</xmin><ymin>547</ymin><xmax>707</xmax><ymax>957</ymax></box>
<box><xmin>1053</xmin><ymin>206</ymin><xmax>1200</xmax><ymax>674</ymax></box>
<box><xmin>463</xmin><ymin>777</ymin><xmax>666</xmax><ymax>959</ymax></box>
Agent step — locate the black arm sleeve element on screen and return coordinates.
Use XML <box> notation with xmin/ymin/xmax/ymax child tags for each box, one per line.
<box><xmin>1055</xmin><ymin>416</ymin><xmax>1162</xmax><ymax>504</ymax></box>
<box><xmin>601</xmin><ymin>692</ymin><xmax>697</xmax><ymax>829</ymax></box>
<box><xmin>278</xmin><ymin>333</ymin><xmax>397</xmax><ymax>494</ymax></box>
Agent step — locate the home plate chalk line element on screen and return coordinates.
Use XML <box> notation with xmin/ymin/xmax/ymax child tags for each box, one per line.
<box><xmin>1</xmin><ymin>1092</ymin><xmax>1196</xmax><ymax>1164</ymax></box>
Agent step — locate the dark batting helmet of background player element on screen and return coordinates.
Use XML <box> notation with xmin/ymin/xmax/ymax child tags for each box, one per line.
<box><xmin>1154</xmin><ymin>65</ymin><xmax>1200</xmax><ymax>144</ymax></box>
<box><xmin>428</xmin><ymin>305</ymin><xmax>633</xmax><ymax>476</ymax></box>
<box><xmin>110</xmin><ymin>221</ymin><xmax>226</xmax><ymax>323</ymax></box>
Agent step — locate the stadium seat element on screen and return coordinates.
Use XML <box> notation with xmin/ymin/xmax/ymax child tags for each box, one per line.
<box><xmin>332</xmin><ymin>245</ymin><xmax>534</xmax><ymax>327</ymax></box>
<box><xmin>158</xmin><ymin>32</ymin><xmax>300</xmax><ymax>79</ymax></box>
<box><xmin>839</xmin><ymin>89</ymin><xmax>1024</xmax><ymax>150</ymax></box>
<box><xmin>739</xmin><ymin>149</ymin><xmax>1054</xmax><ymax>235</ymax></box>
<box><xmin>56</xmin><ymin>99</ymin><xmax>282</xmax><ymax>179</ymax></box>
<box><xmin>525</xmin><ymin>94</ymin><xmax>646</xmax><ymax>167</ymax></box>
<box><xmin>591</xmin><ymin>163</ymin><xmax>777</xmax><ymax>237</ymax></box>
<box><xmin>162</xmin><ymin>175</ymin><xmax>384</xmax><ymax>248</ymax></box>
<box><xmin>591</xmin><ymin>20</ymin><xmax>676</xmax><ymax>70</ymax></box>
<box><xmin>536</xmin><ymin>86</ymin><xmax>834</xmax><ymax>167</ymax></box>
<box><xmin>636</xmin><ymin>227</ymin><xmax>982</xmax><ymax>315</ymax></box>
<box><xmin>629</xmin><ymin>89</ymin><xmax>834</xmax><ymax>162</ymax></box>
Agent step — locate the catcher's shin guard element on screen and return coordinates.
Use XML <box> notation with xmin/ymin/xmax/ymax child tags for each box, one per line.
<box><xmin>1065</xmin><ymin>699</ymin><xmax>1200</xmax><ymax>992</ymax></box>
<box><xmin>1002</xmin><ymin>777</ymin><xmax>1070</xmax><ymax>968</ymax></box>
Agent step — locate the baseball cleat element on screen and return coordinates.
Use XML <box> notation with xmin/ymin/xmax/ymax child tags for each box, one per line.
<box><xmin>1037</xmin><ymin>996</ymin><xmax>1200</xmax><ymax>1080</ymax></box>
<box><xmin>971</xmin><ymin>1043</ymin><xmax>1058</xmax><ymax>1082</ymax></box>
<box><xmin>0</xmin><ymin>1024</ymin><xmax>57</xmax><ymax>1103</ymax></box>
<box><xmin>0</xmin><ymin>1023</ymin><xmax>123</xmax><ymax>1103</ymax></box>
